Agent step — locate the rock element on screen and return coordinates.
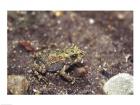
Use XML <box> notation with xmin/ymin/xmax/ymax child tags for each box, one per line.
<box><xmin>8</xmin><ymin>75</ymin><xmax>29</xmax><ymax>94</ymax></box>
<box><xmin>103</xmin><ymin>73</ymin><xmax>133</xmax><ymax>95</ymax></box>
<box><xmin>75</xmin><ymin>67</ymin><xmax>88</xmax><ymax>77</ymax></box>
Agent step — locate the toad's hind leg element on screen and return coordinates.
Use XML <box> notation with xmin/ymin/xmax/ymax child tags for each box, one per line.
<box><xmin>59</xmin><ymin>65</ymin><xmax>75</xmax><ymax>84</ymax></box>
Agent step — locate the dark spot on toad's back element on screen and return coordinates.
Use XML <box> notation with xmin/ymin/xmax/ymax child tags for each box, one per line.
<box><xmin>47</xmin><ymin>62</ymin><xmax>65</xmax><ymax>72</ymax></box>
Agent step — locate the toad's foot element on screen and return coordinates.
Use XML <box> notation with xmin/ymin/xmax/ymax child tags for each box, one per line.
<box><xmin>59</xmin><ymin>65</ymin><xmax>75</xmax><ymax>84</ymax></box>
<box><xmin>33</xmin><ymin>70</ymin><xmax>48</xmax><ymax>84</ymax></box>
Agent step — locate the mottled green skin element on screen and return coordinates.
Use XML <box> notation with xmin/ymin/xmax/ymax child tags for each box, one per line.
<box><xmin>31</xmin><ymin>44</ymin><xmax>85</xmax><ymax>82</ymax></box>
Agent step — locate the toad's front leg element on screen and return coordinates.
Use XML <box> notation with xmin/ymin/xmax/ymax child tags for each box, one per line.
<box><xmin>59</xmin><ymin>65</ymin><xmax>75</xmax><ymax>84</ymax></box>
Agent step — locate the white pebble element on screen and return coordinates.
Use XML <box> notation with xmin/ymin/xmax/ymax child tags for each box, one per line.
<box><xmin>89</xmin><ymin>18</ymin><xmax>95</xmax><ymax>24</ymax></box>
<box><xmin>103</xmin><ymin>73</ymin><xmax>133</xmax><ymax>95</ymax></box>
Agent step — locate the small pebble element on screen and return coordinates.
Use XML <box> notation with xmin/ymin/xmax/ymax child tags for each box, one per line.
<box><xmin>19</xmin><ymin>40</ymin><xmax>35</xmax><ymax>52</ymax></box>
<box><xmin>117</xmin><ymin>13</ymin><xmax>125</xmax><ymax>20</ymax></box>
<box><xmin>75</xmin><ymin>67</ymin><xmax>87</xmax><ymax>77</ymax></box>
<box><xmin>89</xmin><ymin>18</ymin><xmax>95</xmax><ymax>24</ymax></box>
<box><xmin>57</xmin><ymin>20</ymin><xmax>61</xmax><ymax>24</ymax></box>
<box><xmin>8</xmin><ymin>75</ymin><xmax>29</xmax><ymax>94</ymax></box>
<box><xmin>103</xmin><ymin>73</ymin><xmax>133</xmax><ymax>95</ymax></box>
<box><xmin>52</xmin><ymin>11</ymin><xmax>64</xmax><ymax>17</ymax></box>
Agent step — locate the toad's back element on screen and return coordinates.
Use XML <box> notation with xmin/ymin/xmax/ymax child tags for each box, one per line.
<box><xmin>33</xmin><ymin>49</ymin><xmax>67</xmax><ymax>72</ymax></box>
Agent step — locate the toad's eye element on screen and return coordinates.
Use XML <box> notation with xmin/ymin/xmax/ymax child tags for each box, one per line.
<box><xmin>70</xmin><ymin>54</ymin><xmax>78</xmax><ymax>59</ymax></box>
